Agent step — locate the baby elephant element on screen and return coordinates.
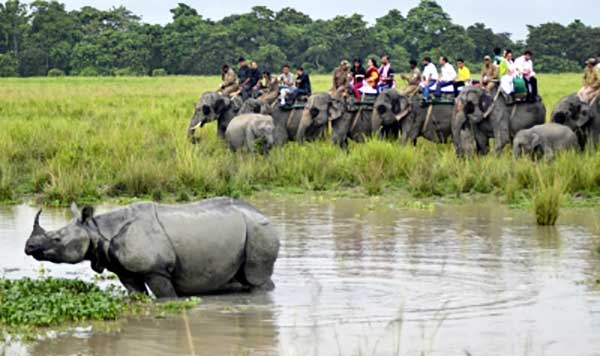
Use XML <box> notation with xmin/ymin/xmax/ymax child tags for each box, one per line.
<box><xmin>225</xmin><ymin>114</ymin><xmax>275</xmax><ymax>154</ymax></box>
<box><xmin>513</xmin><ymin>123</ymin><xmax>578</xmax><ymax>160</ymax></box>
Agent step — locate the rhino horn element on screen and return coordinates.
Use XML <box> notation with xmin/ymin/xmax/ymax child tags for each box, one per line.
<box><xmin>33</xmin><ymin>209</ymin><xmax>45</xmax><ymax>234</ymax></box>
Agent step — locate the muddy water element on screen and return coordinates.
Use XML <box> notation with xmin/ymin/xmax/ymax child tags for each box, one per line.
<box><xmin>2</xmin><ymin>198</ymin><xmax>600</xmax><ymax>356</ymax></box>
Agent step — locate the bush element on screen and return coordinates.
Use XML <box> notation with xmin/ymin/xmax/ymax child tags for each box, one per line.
<box><xmin>533</xmin><ymin>170</ymin><xmax>564</xmax><ymax>226</ymax></box>
<box><xmin>47</xmin><ymin>68</ymin><xmax>65</xmax><ymax>77</ymax></box>
<box><xmin>78</xmin><ymin>66</ymin><xmax>100</xmax><ymax>77</ymax></box>
<box><xmin>0</xmin><ymin>54</ymin><xmax>18</xmax><ymax>77</ymax></box>
<box><xmin>152</xmin><ymin>68</ymin><xmax>168</xmax><ymax>77</ymax></box>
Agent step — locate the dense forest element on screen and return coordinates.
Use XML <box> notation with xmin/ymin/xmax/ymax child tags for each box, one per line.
<box><xmin>0</xmin><ymin>0</ymin><xmax>598</xmax><ymax>77</ymax></box>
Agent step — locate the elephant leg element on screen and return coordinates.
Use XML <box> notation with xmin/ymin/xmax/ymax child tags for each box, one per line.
<box><xmin>145</xmin><ymin>273</ymin><xmax>178</xmax><ymax>299</ymax></box>
<box><xmin>118</xmin><ymin>274</ymin><xmax>148</xmax><ymax>295</ymax></box>
<box><xmin>474</xmin><ymin>130</ymin><xmax>489</xmax><ymax>155</ymax></box>
<box><xmin>493</xmin><ymin>121</ymin><xmax>510</xmax><ymax>155</ymax></box>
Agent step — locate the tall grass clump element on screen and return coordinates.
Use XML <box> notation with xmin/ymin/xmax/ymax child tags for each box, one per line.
<box><xmin>532</xmin><ymin>168</ymin><xmax>564</xmax><ymax>226</ymax></box>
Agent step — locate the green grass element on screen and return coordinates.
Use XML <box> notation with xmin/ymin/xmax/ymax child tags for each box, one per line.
<box><xmin>0</xmin><ymin>277</ymin><xmax>200</xmax><ymax>333</ymax></box>
<box><xmin>532</xmin><ymin>169</ymin><xmax>564</xmax><ymax>226</ymax></box>
<box><xmin>0</xmin><ymin>73</ymin><xmax>597</xmax><ymax>206</ymax></box>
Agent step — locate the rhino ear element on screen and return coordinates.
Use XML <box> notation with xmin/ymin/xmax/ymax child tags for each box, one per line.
<box><xmin>70</xmin><ymin>202</ymin><xmax>80</xmax><ymax>219</ymax></box>
<box><xmin>81</xmin><ymin>206</ymin><xmax>95</xmax><ymax>223</ymax></box>
<box><xmin>244</xmin><ymin>221</ymin><xmax>279</xmax><ymax>287</ymax></box>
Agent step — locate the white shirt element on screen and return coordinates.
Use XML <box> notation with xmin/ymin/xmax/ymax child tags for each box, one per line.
<box><xmin>422</xmin><ymin>63</ymin><xmax>438</xmax><ymax>81</ymax></box>
<box><xmin>596</xmin><ymin>63</ymin><xmax>600</xmax><ymax>69</ymax></box>
<box><xmin>440</xmin><ymin>63</ymin><xmax>457</xmax><ymax>82</ymax></box>
<box><xmin>515</xmin><ymin>56</ymin><xmax>536</xmax><ymax>79</ymax></box>
<box><xmin>278</xmin><ymin>72</ymin><xmax>295</xmax><ymax>88</ymax></box>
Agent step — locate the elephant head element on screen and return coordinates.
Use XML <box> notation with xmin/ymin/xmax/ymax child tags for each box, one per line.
<box><xmin>513</xmin><ymin>129</ymin><xmax>543</xmax><ymax>160</ymax></box>
<box><xmin>372</xmin><ymin>89</ymin><xmax>412</xmax><ymax>135</ymax></box>
<box><xmin>240</xmin><ymin>98</ymin><xmax>272</xmax><ymax>115</ymax></box>
<box><xmin>296</xmin><ymin>93</ymin><xmax>344</xmax><ymax>142</ymax></box>
<box><xmin>253</xmin><ymin>118</ymin><xmax>275</xmax><ymax>153</ymax></box>
<box><xmin>453</xmin><ymin>88</ymin><xmax>488</xmax><ymax>155</ymax></box>
<box><xmin>188</xmin><ymin>92</ymin><xmax>241</xmax><ymax>139</ymax></box>
<box><xmin>551</xmin><ymin>94</ymin><xmax>590</xmax><ymax>129</ymax></box>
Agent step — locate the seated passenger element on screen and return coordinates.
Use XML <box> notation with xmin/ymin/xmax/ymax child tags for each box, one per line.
<box><xmin>421</xmin><ymin>57</ymin><xmax>439</xmax><ymax>101</ymax></box>
<box><xmin>454</xmin><ymin>58</ymin><xmax>471</xmax><ymax>96</ymax></box>
<box><xmin>218</xmin><ymin>64</ymin><xmax>239</xmax><ymax>97</ymax></box>
<box><xmin>577</xmin><ymin>58</ymin><xmax>600</xmax><ymax>104</ymax></box>
<box><xmin>278</xmin><ymin>64</ymin><xmax>295</xmax><ymax>106</ymax></box>
<box><xmin>400</xmin><ymin>59</ymin><xmax>422</xmax><ymax>97</ymax></box>
<box><xmin>287</xmin><ymin>67</ymin><xmax>312</xmax><ymax>104</ymax></box>
<box><xmin>359</xmin><ymin>58</ymin><xmax>380</xmax><ymax>96</ymax></box>
<box><xmin>515</xmin><ymin>50</ymin><xmax>538</xmax><ymax>102</ymax></box>
<box><xmin>238</xmin><ymin>57</ymin><xmax>252</xmax><ymax>100</ymax></box>
<box><xmin>434</xmin><ymin>56</ymin><xmax>457</xmax><ymax>98</ymax></box>
<box><xmin>377</xmin><ymin>55</ymin><xmax>395</xmax><ymax>92</ymax></box>
<box><xmin>351</xmin><ymin>58</ymin><xmax>366</xmax><ymax>100</ymax></box>
<box><xmin>256</xmin><ymin>72</ymin><xmax>279</xmax><ymax>105</ymax></box>
<box><xmin>332</xmin><ymin>60</ymin><xmax>351</xmax><ymax>97</ymax></box>
<box><xmin>498</xmin><ymin>49</ymin><xmax>516</xmax><ymax>95</ymax></box>
<box><xmin>480</xmin><ymin>55</ymin><xmax>498</xmax><ymax>92</ymax></box>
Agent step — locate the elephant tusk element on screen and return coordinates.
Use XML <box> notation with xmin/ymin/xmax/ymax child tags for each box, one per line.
<box><xmin>189</xmin><ymin>122</ymin><xmax>202</xmax><ymax>131</ymax></box>
<box><xmin>395</xmin><ymin>108</ymin><xmax>411</xmax><ymax>121</ymax></box>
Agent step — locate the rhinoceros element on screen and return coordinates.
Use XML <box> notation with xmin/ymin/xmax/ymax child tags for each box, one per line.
<box><xmin>24</xmin><ymin>198</ymin><xmax>280</xmax><ymax>298</ymax></box>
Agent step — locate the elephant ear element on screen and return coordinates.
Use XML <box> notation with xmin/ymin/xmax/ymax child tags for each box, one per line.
<box><xmin>244</xmin><ymin>220</ymin><xmax>280</xmax><ymax>287</ymax></box>
<box><xmin>231</xmin><ymin>96</ymin><xmax>243</xmax><ymax>113</ymax></box>
<box><xmin>328</xmin><ymin>98</ymin><xmax>344</xmax><ymax>121</ymax></box>
<box><xmin>574</xmin><ymin>103</ymin><xmax>591</xmax><ymax>128</ymax></box>
<box><xmin>214</xmin><ymin>97</ymin><xmax>231</xmax><ymax>115</ymax></box>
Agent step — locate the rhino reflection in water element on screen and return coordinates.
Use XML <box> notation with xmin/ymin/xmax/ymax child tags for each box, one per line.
<box><xmin>24</xmin><ymin>198</ymin><xmax>280</xmax><ymax>298</ymax></box>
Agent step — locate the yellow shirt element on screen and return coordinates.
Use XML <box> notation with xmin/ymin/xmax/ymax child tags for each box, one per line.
<box><xmin>457</xmin><ymin>66</ymin><xmax>471</xmax><ymax>81</ymax></box>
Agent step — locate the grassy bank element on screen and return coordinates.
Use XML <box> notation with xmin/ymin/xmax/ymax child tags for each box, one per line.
<box><xmin>0</xmin><ymin>74</ymin><xmax>596</xmax><ymax>206</ymax></box>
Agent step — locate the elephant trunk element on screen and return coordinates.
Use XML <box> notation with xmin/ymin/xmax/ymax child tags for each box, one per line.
<box><xmin>296</xmin><ymin>109</ymin><xmax>312</xmax><ymax>142</ymax></box>
<box><xmin>512</xmin><ymin>143</ymin><xmax>522</xmax><ymax>158</ymax></box>
<box><xmin>188</xmin><ymin>111</ymin><xmax>202</xmax><ymax>138</ymax></box>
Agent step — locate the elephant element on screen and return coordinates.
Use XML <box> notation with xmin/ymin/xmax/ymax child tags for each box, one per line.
<box><xmin>188</xmin><ymin>92</ymin><xmax>242</xmax><ymax>140</ymax></box>
<box><xmin>372</xmin><ymin>89</ymin><xmax>453</xmax><ymax>145</ymax></box>
<box><xmin>225</xmin><ymin>114</ymin><xmax>275</xmax><ymax>154</ymax></box>
<box><xmin>452</xmin><ymin>87</ymin><xmax>546</xmax><ymax>156</ymax></box>
<box><xmin>513</xmin><ymin>123</ymin><xmax>579</xmax><ymax>160</ymax></box>
<box><xmin>270</xmin><ymin>104</ymin><xmax>305</xmax><ymax>145</ymax></box>
<box><xmin>550</xmin><ymin>93</ymin><xmax>600</xmax><ymax>149</ymax></box>
<box><xmin>296</xmin><ymin>93</ymin><xmax>345</xmax><ymax>142</ymax></box>
<box><xmin>330</xmin><ymin>95</ymin><xmax>374</xmax><ymax>148</ymax></box>
<box><xmin>239</xmin><ymin>98</ymin><xmax>272</xmax><ymax>115</ymax></box>
<box><xmin>24</xmin><ymin>198</ymin><xmax>280</xmax><ymax>298</ymax></box>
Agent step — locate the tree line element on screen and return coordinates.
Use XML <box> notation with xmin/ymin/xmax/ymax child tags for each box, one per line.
<box><xmin>0</xmin><ymin>0</ymin><xmax>598</xmax><ymax>77</ymax></box>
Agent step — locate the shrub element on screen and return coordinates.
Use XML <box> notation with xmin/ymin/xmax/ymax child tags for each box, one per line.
<box><xmin>78</xmin><ymin>66</ymin><xmax>100</xmax><ymax>77</ymax></box>
<box><xmin>152</xmin><ymin>68</ymin><xmax>168</xmax><ymax>77</ymax></box>
<box><xmin>47</xmin><ymin>68</ymin><xmax>65</xmax><ymax>77</ymax></box>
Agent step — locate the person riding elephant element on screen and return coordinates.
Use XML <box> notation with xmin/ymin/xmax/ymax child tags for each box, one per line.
<box><xmin>332</xmin><ymin>60</ymin><xmax>351</xmax><ymax>98</ymax></box>
<box><xmin>400</xmin><ymin>59</ymin><xmax>422</xmax><ymax>97</ymax></box>
<box><xmin>551</xmin><ymin>93</ymin><xmax>600</xmax><ymax>149</ymax></box>
<box><xmin>512</xmin><ymin>123</ymin><xmax>578</xmax><ymax>160</ymax></box>
<box><xmin>188</xmin><ymin>92</ymin><xmax>242</xmax><ymax>141</ymax></box>
<box><xmin>372</xmin><ymin>89</ymin><xmax>453</xmax><ymax>145</ymax></box>
<box><xmin>257</xmin><ymin>72</ymin><xmax>280</xmax><ymax>105</ymax></box>
<box><xmin>218</xmin><ymin>64</ymin><xmax>239</xmax><ymax>97</ymax></box>
<box><xmin>225</xmin><ymin>114</ymin><xmax>275</xmax><ymax>154</ymax></box>
<box><xmin>330</xmin><ymin>95</ymin><xmax>374</xmax><ymax>149</ymax></box>
<box><xmin>577</xmin><ymin>58</ymin><xmax>600</xmax><ymax>104</ymax></box>
<box><xmin>452</xmin><ymin>86</ymin><xmax>546</xmax><ymax>156</ymax></box>
<box><xmin>296</xmin><ymin>93</ymin><xmax>345</xmax><ymax>142</ymax></box>
<box><xmin>480</xmin><ymin>56</ymin><xmax>498</xmax><ymax>92</ymax></box>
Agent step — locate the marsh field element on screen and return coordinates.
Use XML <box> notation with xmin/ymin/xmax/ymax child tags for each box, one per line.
<box><xmin>2</xmin><ymin>74</ymin><xmax>600</xmax><ymax>355</ymax></box>
<box><xmin>1</xmin><ymin>73</ymin><xmax>599</xmax><ymax>208</ymax></box>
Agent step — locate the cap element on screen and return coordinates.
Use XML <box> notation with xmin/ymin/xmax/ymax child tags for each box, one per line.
<box><xmin>484</xmin><ymin>55</ymin><xmax>491</xmax><ymax>60</ymax></box>
<box><xmin>340</xmin><ymin>60</ymin><xmax>350</xmax><ymax>66</ymax></box>
<box><xmin>585</xmin><ymin>58</ymin><xmax>597</xmax><ymax>65</ymax></box>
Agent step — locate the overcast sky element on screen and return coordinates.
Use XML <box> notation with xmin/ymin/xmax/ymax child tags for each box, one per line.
<box><xmin>37</xmin><ymin>0</ymin><xmax>598</xmax><ymax>40</ymax></box>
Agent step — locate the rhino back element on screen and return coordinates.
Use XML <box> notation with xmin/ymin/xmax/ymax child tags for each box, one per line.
<box><xmin>154</xmin><ymin>199</ymin><xmax>248</xmax><ymax>294</ymax></box>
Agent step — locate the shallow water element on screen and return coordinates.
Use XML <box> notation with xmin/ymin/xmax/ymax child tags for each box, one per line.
<box><xmin>2</xmin><ymin>197</ymin><xmax>600</xmax><ymax>356</ymax></box>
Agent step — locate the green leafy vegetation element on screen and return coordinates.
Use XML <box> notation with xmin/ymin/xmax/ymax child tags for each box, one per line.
<box><xmin>1</xmin><ymin>74</ymin><xmax>598</xmax><ymax>207</ymax></box>
<box><xmin>0</xmin><ymin>278</ymin><xmax>201</xmax><ymax>331</ymax></box>
<box><xmin>0</xmin><ymin>0</ymin><xmax>598</xmax><ymax>77</ymax></box>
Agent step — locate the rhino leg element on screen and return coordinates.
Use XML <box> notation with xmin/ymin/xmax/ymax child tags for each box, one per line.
<box><xmin>145</xmin><ymin>273</ymin><xmax>178</xmax><ymax>299</ymax></box>
<box><xmin>118</xmin><ymin>274</ymin><xmax>148</xmax><ymax>295</ymax></box>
